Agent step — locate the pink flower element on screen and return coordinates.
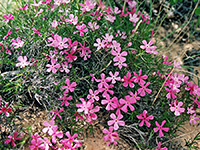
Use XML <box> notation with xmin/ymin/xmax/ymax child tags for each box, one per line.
<box><xmin>2</xmin><ymin>14</ymin><xmax>14</xmax><ymax>23</ymax></box>
<box><xmin>16</xmin><ymin>56</ymin><xmax>29</xmax><ymax>68</ymax></box>
<box><xmin>51</xmin><ymin>20</ymin><xmax>59</xmax><ymax>28</ymax></box>
<box><xmin>108</xmin><ymin>113</ymin><xmax>125</xmax><ymax>130</ymax></box>
<box><xmin>129</xmin><ymin>91</ymin><xmax>141</xmax><ymax>101</ymax></box>
<box><xmin>3</xmin><ymin>29</ymin><xmax>12</xmax><ymax>39</ymax></box>
<box><xmin>114</xmin><ymin>60</ymin><xmax>127</xmax><ymax>69</ymax></box>
<box><xmin>19</xmin><ymin>4</ymin><xmax>28</xmax><ymax>10</ymax></box>
<box><xmin>169</xmin><ymin>100</ymin><xmax>185</xmax><ymax>116</ymax></box>
<box><xmin>29</xmin><ymin>134</ymin><xmax>44</xmax><ymax>150</ymax></box>
<box><xmin>187</xmin><ymin>106</ymin><xmax>195</xmax><ymax>114</ymax></box>
<box><xmin>129</xmin><ymin>14</ymin><xmax>139</xmax><ymax>25</ymax></box>
<box><xmin>98</xmin><ymin>84</ymin><xmax>114</xmax><ymax>97</ymax></box>
<box><xmin>51</xmin><ymin>126</ymin><xmax>63</xmax><ymax>143</ymax></box>
<box><xmin>173</xmin><ymin>60</ymin><xmax>181</xmax><ymax>69</ymax></box>
<box><xmin>105</xmin><ymin>15</ymin><xmax>116</xmax><ymax>23</ymax></box>
<box><xmin>101</xmin><ymin>95</ymin><xmax>117</xmax><ymax>111</ymax></box>
<box><xmin>73</xmin><ymin>24</ymin><xmax>88</xmax><ymax>36</ymax></box>
<box><xmin>111</xmin><ymin>49</ymin><xmax>127</xmax><ymax>62</ymax></box>
<box><xmin>46</xmin><ymin>58</ymin><xmax>60</xmax><ymax>73</ymax></box>
<box><xmin>10</xmin><ymin>37</ymin><xmax>24</xmax><ymax>49</ymax></box>
<box><xmin>153</xmin><ymin>120</ymin><xmax>169</xmax><ymax>137</ymax></box>
<box><xmin>76</xmin><ymin>98</ymin><xmax>92</xmax><ymax>114</ymax></box>
<box><xmin>96</xmin><ymin>73</ymin><xmax>109</xmax><ymax>88</ymax></box>
<box><xmin>137</xmin><ymin>110</ymin><xmax>154</xmax><ymax>127</ymax></box>
<box><xmin>60</xmin><ymin>61</ymin><xmax>71</xmax><ymax>73</ymax></box>
<box><xmin>189</xmin><ymin>114</ymin><xmax>199</xmax><ymax>124</ymax></box>
<box><xmin>56</xmin><ymin>36</ymin><xmax>69</xmax><ymax>50</ymax></box>
<box><xmin>153</xmin><ymin>142</ymin><xmax>168</xmax><ymax>150</ymax></box>
<box><xmin>107</xmin><ymin>71</ymin><xmax>121</xmax><ymax>84</ymax></box>
<box><xmin>80</xmin><ymin>0</ymin><xmax>96</xmax><ymax>13</ymax></box>
<box><xmin>87</xmin><ymin>89</ymin><xmax>99</xmax><ymax>102</ymax></box>
<box><xmin>4</xmin><ymin>132</ymin><xmax>21</xmax><ymax>147</ymax></box>
<box><xmin>62</xmin><ymin>78</ymin><xmax>77</xmax><ymax>94</ymax></box>
<box><xmin>94</xmin><ymin>38</ymin><xmax>105</xmax><ymax>51</ymax></box>
<box><xmin>58</xmin><ymin>95</ymin><xmax>72</xmax><ymax>106</ymax></box>
<box><xmin>120</xmin><ymin>95</ymin><xmax>136</xmax><ymax>113</ymax></box>
<box><xmin>103</xmin><ymin>126</ymin><xmax>119</xmax><ymax>146</ymax></box>
<box><xmin>113</xmin><ymin>7</ymin><xmax>121</xmax><ymax>14</ymax></box>
<box><xmin>86</xmin><ymin>105</ymin><xmax>100</xmax><ymax>123</ymax></box>
<box><xmin>32</xmin><ymin>27</ymin><xmax>42</xmax><ymax>36</ymax></box>
<box><xmin>165</xmin><ymin>85</ymin><xmax>178</xmax><ymax>99</ymax></box>
<box><xmin>42</xmin><ymin>120</ymin><xmax>57</xmax><ymax>135</ymax></box>
<box><xmin>88</xmin><ymin>21</ymin><xmax>99</xmax><ymax>31</ymax></box>
<box><xmin>122</xmin><ymin>72</ymin><xmax>135</xmax><ymax>88</ymax></box>
<box><xmin>140</xmin><ymin>40</ymin><xmax>158</xmax><ymax>54</ymax></box>
<box><xmin>0</xmin><ymin>102</ymin><xmax>12</xmax><ymax>117</ymax></box>
<box><xmin>103</xmin><ymin>33</ymin><xmax>113</xmax><ymax>43</ymax></box>
<box><xmin>133</xmin><ymin>69</ymin><xmax>148</xmax><ymax>85</ymax></box>
<box><xmin>65</xmin><ymin>14</ymin><xmax>78</xmax><ymax>25</ymax></box>
<box><xmin>137</xmin><ymin>82</ymin><xmax>152</xmax><ymax>97</ymax></box>
<box><xmin>50</xmin><ymin>108</ymin><xmax>64</xmax><ymax>120</ymax></box>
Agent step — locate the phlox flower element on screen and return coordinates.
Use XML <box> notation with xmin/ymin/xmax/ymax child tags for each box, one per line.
<box><xmin>107</xmin><ymin>113</ymin><xmax>125</xmax><ymax>130</ymax></box>
<box><xmin>140</xmin><ymin>40</ymin><xmax>158</xmax><ymax>54</ymax></box>
<box><xmin>169</xmin><ymin>100</ymin><xmax>185</xmax><ymax>116</ymax></box>
<box><xmin>165</xmin><ymin>85</ymin><xmax>178</xmax><ymax>99</ymax></box>
<box><xmin>94</xmin><ymin>38</ymin><xmax>105</xmax><ymax>51</ymax></box>
<box><xmin>111</xmin><ymin>40</ymin><xmax>121</xmax><ymax>51</ymax></box>
<box><xmin>16</xmin><ymin>56</ymin><xmax>29</xmax><ymax>68</ymax></box>
<box><xmin>4</xmin><ymin>132</ymin><xmax>21</xmax><ymax>147</ymax></box>
<box><xmin>76</xmin><ymin>98</ymin><xmax>92</xmax><ymax>114</ymax></box>
<box><xmin>46</xmin><ymin>58</ymin><xmax>60</xmax><ymax>74</ymax></box>
<box><xmin>111</xmin><ymin>49</ymin><xmax>127</xmax><ymax>62</ymax></box>
<box><xmin>29</xmin><ymin>134</ymin><xmax>44</xmax><ymax>150</ymax></box>
<box><xmin>19</xmin><ymin>4</ymin><xmax>28</xmax><ymax>10</ymax></box>
<box><xmin>51</xmin><ymin>126</ymin><xmax>63</xmax><ymax>143</ymax></box>
<box><xmin>98</xmin><ymin>84</ymin><xmax>114</xmax><ymax>97</ymax></box>
<box><xmin>153</xmin><ymin>120</ymin><xmax>169</xmax><ymax>137</ymax></box>
<box><xmin>133</xmin><ymin>69</ymin><xmax>148</xmax><ymax>85</ymax></box>
<box><xmin>120</xmin><ymin>95</ymin><xmax>136</xmax><ymax>113</ymax></box>
<box><xmin>64</xmin><ymin>49</ymin><xmax>77</xmax><ymax>62</ymax></box>
<box><xmin>42</xmin><ymin>119</ymin><xmax>57</xmax><ymax>136</ymax></box>
<box><xmin>101</xmin><ymin>95</ymin><xmax>117</xmax><ymax>111</ymax></box>
<box><xmin>107</xmin><ymin>71</ymin><xmax>121</xmax><ymax>84</ymax></box>
<box><xmin>137</xmin><ymin>82</ymin><xmax>152</xmax><ymax>97</ymax></box>
<box><xmin>65</xmin><ymin>14</ymin><xmax>78</xmax><ymax>25</ymax></box>
<box><xmin>31</xmin><ymin>0</ymin><xmax>42</xmax><ymax>7</ymax></box>
<box><xmin>80</xmin><ymin>50</ymin><xmax>91</xmax><ymax>60</ymax></box>
<box><xmin>129</xmin><ymin>91</ymin><xmax>141</xmax><ymax>101</ymax></box>
<box><xmin>96</xmin><ymin>73</ymin><xmax>109</xmax><ymax>88</ymax></box>
<box><xmin>122</xmin><ymin>72</ymin><xmax>135</xmax><ymax>88</ymax></box>
<box><xmin>185</xmin><ymin>82</ymin><xmax>200</xmax><ymax>96</ymax></box>
<box><xmin>113</xmin><ymin>7</ymin><xmax>121</xmax><ymax>14</ymax></box>
<box><xmin>32</xmin><ymin>27</ymin><xmax>42</xmax><ymax>36</ymax></box>
<box><xmin>103</xmin><ymin>33</ymin><xmax>113</xmax><ymax>43</ymax></box>
<box><xmin>87</xmin><ymin>89</ymin><xmax>99</xmax><ymax>102</ymax></box>
<box><xmin>2</xmin><ymin>14</ymin><xmax>14</xmax><ymax>23</ymax></box>
<box><xmin>137</xmin><ymin>110</ymin><xmax>154</xmax><ymax>127</ymax></box>
<box><xmin>74</xmin><ymin>111</ymin><xmax>84</xmax><ymax>122</ymax></box>
<box><xmin>187</xmin><ymin>106</ymin><xmax>195</xmax><ymax>114</ymax></box>
<box><xmin>91</xmin><ymin>10</ymin><xmax>103</xmax><ymax>20</ymax></box>
<box><xmin>113</xmin><ymin>98</ymin><xmax>123</xmax><ymax>115</ymax></box>
<box><xmin>88</xmin><ymin>21</ymin><xmax>99</xmax><ymax>31</ymax></box>
<box><xmin>56</xmin><ymin>35</ymin><xmax>69</xmax><ymax>50</ymax></box>
<box><xmin>128</xmin><ymin>0</ymin><xmax>137</xmax><ymax>9</ymax></box>
<box><xmin>173</xmin><ymin>60</ymin><xmax>182</xmax><ymax>69</ymax></box>
<box><xmin>73</xmin><ymin>24</ymin><xmax>88</xmax><ymax>36</ymax></box>
<box><xmin>193</xmin><ymin>97</ymin><xmax>200</xmax><ymax>108</ymax></box>
<box><xmin>60</xmin><ymin>61</ymin><xmax>71</xmax><ymax>73</ymax></box>
<box><xmin>189</xmin><ymin>114</ymin><xmax>199</xmax><ymax>124</ymax></box>
<box><xmin>103</xmin><ymin>126</ymin><xmax>119</xmax><ymax>146</ymax></box>
<box><xmin>85</xmin><ymin>105</ymin><xmax>100</xmax><ymax>123</ymax></box>
<box><xmin>0</xmin><ymin>102</ymin><xmax>12</xmax><ymax>117</ymax></box>
<box><xmin>51</xmin><ymin>20</ymin><xmax>59</xmax><ymax>28</ymax></box>
<box><xmin>114</xmin><ymin>60</ymin><xmax>127</xmax><ymax>69</ymax></box>
<box><xmin>58</xmin><ymin>95</ymin><xmax>72</xmax><ymax>107</ymax></box>
<box><xmin>129</xmin><ymin>14</ymin><xmax>139</xmax><ymax>25</ymax></box>
<box><xmin>50</xmin><ymin>108</ymin><xmax>64</xmax><ymax>120</ymax></box>
<box><xmin>10</xmin><ymin>37</ymin><xmax>24</xmax><ymax>49</ymax></box>
<box><xmin>62</xmin><ymin>78</ymin><xmax>77</xmax><ymax>94</ymax></box>
<box><xmin>104</xmin><ymin>14</ymin><xmax>116</xmax><ymax>23</ymax></box>
<box><xmin>153</xmin><ymin>141</ymin><xmax>168</xmax><ymax>150</ymax></box>
<box><xmin>3</xmin><ymin>29</ymin><xmax>12</xmax><ymax>39</ymax></box>
<box><xmin>80</xmin><ymin>0</ymin><xmax>96</xmax><ymax>13</ymax></box>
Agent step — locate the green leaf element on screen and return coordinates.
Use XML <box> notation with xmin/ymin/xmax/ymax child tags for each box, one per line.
<box><xmin>195</xmin><ymin>7</ymin><xmax>200</xmax><ymax>16</ymax></box>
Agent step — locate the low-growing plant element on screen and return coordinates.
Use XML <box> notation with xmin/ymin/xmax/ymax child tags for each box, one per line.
<box><xmin>0</xmin><ymin>0</ymin><xmax>200</xmax><ymax>149</ymax></box>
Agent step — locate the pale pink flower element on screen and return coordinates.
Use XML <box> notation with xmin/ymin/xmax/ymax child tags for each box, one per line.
<box><xmin>129</xmin><ymin>14</ymin><xmax>139</xmax><ymax>25</ymax></box>
<box><xmin>113</xmin><ymin>7</ymin><xmax>121</xmax><ymax>14</ymax></box>
<box><xmin>42</xmin><ymin>120</ymin><xmax>57</xmax><ymax>135</ymax></box>
<box><xmin>88</xmin><ymin>21</ymin><xmax>99</xmax><ymax>31</ymax></box>
<box><xmin>94</xmin><ymin>38</ymin><xmax>105</xmax><ymax>51</ymax></box>
<box><xmin>46</xmin><ymin>58</ymin><xmax>60</xmax><ymax>73</ymax></box>
<box><xmin>153</xmin><ymin>120</ymin><xmax>169</xmax><ymax>137</ymax></box>
<box><xmin>103</xmin><ymin>33</ymin><xmax>113</xmax><ymax>42</ymax></box>
<box><xmin>111</xmin><ymin>49</ymin><xmax>127</xmax><ymax>62</ymax></box>
<box><xmin>51</xmin><ymin>126</ymin><xmax>63</xmax><ymax>143</ymax></box>
<box><xmin>96</xmin><ymin>73</ymin><xmax>109</xmax><ymax>88</ymax></box>
<box><xmin>103</xmin><ymin>126</ymin><xmax>119</xmax><ymax>146</ymax></box>
<box><xmin>51</xmin><ymin>20</ymin><xmax>59</xmax><ymax>28</ymax></box>
<box><xmin>189</xmin><ymin>114</ymin><xmax>199</xmax><ymax>124</ymax></box>
<box><xmin>10</xmin><ymin>37</ymin><xmax>24</xmax><ymax>49</ymax></box>
<box><xmin>137</xmin><ymin>110</ymin><xmax>154</xmax><ymax>127</ymax></box>
<box><xmin>16</xmin><ymin>56</ymin><xmax>29</xmax><ymax>68</ymax></box>
<box><xmin>128</xmin><ymin>0</ymin><xmax>137</xmax><ymax>8</ymax></box>
<box><xmin>107</xmin><ymin>113</ymin><xmax>125</xmax><ymax>130</ymax></box>
<box><xmin>65</xmin><ymin>14</ymin><xmax>78</xmax><ymax>25</ymax></box>
<box><xmin>60</xmin><ymin>61</ymin><xmax>71</xmax><ymax>73</ymax></box>
<box><xmin>73</xmin><ymin>24</ymin><xmax>88</xmax><ymax>36</ymax></box>
<box><xmin>76</xmin><ymin>98</ymin><xmax>92</xmax><ymax>114</ymax></box>
<box><xmin>87</xmin><ymin>89</ymin><xmax>99</xmax><ymax>102</ymax></box>
<box><xmin>114</xmin><ymin>60</ymin><xmax>127</xmax><ymax>69</ymax></box>
<box><xmin>104</xmin><ymin>15</ymin><xmax>116</xmax><ymax>23</ymax></box>
<box><xmin>80</xmin><ymin>0</ymin><xmax>96</xmax><ymax>13</ymax></box>
<box><xmin>169</xmin><ymin>100</ymin><xmax>185</xmax><ymax>116</ymax></box>
<box><xmin>187</xmin><ymin>106</ymin><xmax>195</xmax><ymax>114</ymax></box>
<box><xmin>107</xmin><ymin>71</ymin><xmax>121</xmax><ymax>84</ymax></box>
<box><xmin>140</xmin><ymin>40</ymin><xmax>157</xmax><ymax>54</ymax></box>
<box><xmin>173</xmin><ymin>60</ymin><xmax>182</xmax><ymax>69</ymax></box>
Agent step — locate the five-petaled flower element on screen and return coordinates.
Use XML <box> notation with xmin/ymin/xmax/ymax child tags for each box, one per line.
<box><xmin>107</xmin><ymin>113</ymin><xmax>125</xmax><ymax>130</ymax></box>
<box><xmin>169</xmin><ymin>100</ymin><xmax>185</xmax><ymax>116</ymax></box>
<box><xmin>137</xmin><ymin>110</ymin><xmax>154</xmax><ymax>127</ymax></box>
<box><xmin>62</xmin><ymin>78</ymin><xmax>77</xmax><ymax>94</ymax></box>
<box><xmin>153</xmin><ymin>141</ymin><xmax>168</xmax><ymax>150</ymax></box>
<box><xmin>103</xmin><ymin>126</ymin><xmax>119</xmax><ymax>146</ymax></box>
<box><xmin>153</xmin><ymin>120</ymin><xmax>169</xmax><ymax>137</ymax></box>
<box><xmin>4</xmin><ymin>132</ymin><xmax>21</xmax><ymax>147</ymax></box>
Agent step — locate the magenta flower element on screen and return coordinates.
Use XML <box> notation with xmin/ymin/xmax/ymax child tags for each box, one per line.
<box><xmin>137</xmin><ymin>82</ymin><xmax>152</xmax><ymax>97</ymax></box>
<box><xmin>165</xmin><ymin>85</ymin><xmax>178</xmax><ymax>99</ymax></box>
<box><xmin>189</xmin><ymin>114</ymin><xmax>199</xmax><ymax>124</ymax></box>
<box><xmin>29</xmin><ymin>134</ymin><xmax>44</xmax><ymax>150</ymax></box>
<box><xmin>98</xmin><ymin>83</ymin><xmax>114</xmax><ymax>97</ymax></box>
<box><xmin>32</xmin><ymin>27</ymin><xmax>42</xmax><ymax>36</ymax></box>
<box><xmin>3</xmin><ymin>29</ymin><xmax>12</xmax><ymax>39</ymax></box>
<box><xmin>46</xmin><ymin>58</ymin><xmax>60</xmax><ymax>74</ymax></box>
<box><xmin>10</xmin><ymin>37</ymin><xmax>24</xmax><ymax>48</ymax></box>
<box><xmin>103</xmin><ymin>126</ymin><xmax>119</xmax><ymax>146</ymax></box>
<box><xmin>62</xmin><ymin>78</ymin><xmax>77</xmax><ymax>94</ymax></box>
<box><xmin>51</xmin><ymin>126</ymin><xmax>63</xmax><ymax>143</ymax></box>
<box><xmin>4</xmin><ymin>132</ymin><xmax>21</xmax><ymax>147</ymax></box>
<box><xmin>140</xmin><ymin>40</ymin><xmax>158</xmax><ymax>54</ymax></box>
<box><xmin>153</xmin><ymin>120</ymin><xmax>169</xmax><ymax>137</ymax></box>
<box><xmin>50</xmin><ymin>108</ymin><xmax>64</xmax><ymax>120</ymax></box>
<box><xmin>107</xmin><ymin>113</ymin><xmax>125</xmax><ymax>130</ymax></box>
<box><xmin>2</xmin><ymin>14</ymin><xmax>14</xmax><ymax>23</ymax></box>
<box><xmin>76</xmin><ymin>98</ymin><xmax>92</xmax><ymax>115</ymax></box>
<box><xmin>137</xmin><ymin>110</ymin><xmax>154</xmax><ymax>127</ymax></box>
<box><xmin>133</xmin><ymin>69</ymin><xmax>148</xmax><ymax>85</ymax></box>
<box><xmin>153</xmin><ymin>142</ymin><xmax>168</xmax><ymax>150</ymax></box>
<box><xmin>86</xmin><ymin>105</ymin><xmax>100</xmax><ymax>123</ymax></box>
<box><xmin>111</xmin><ymin>49</ymin><xmax>127</xmax><ymax>62</ymax></box>
<box><xmin>0</xmin><ymin>102</ymin><xmax>12</xmax><ymax>117</ymax></box>
<box><xmin>169</xmin><ymin>100</ymin><xmax>185</xmax><ymax>116</ymax></box>
<box><xmin>129</xmin><ymin>91</ymin><xmax>141</xmax><ymax>101</ymax></box>
<box><xmin>73</xmin><ymin>24</ymin><xmax>88</xmax><ymax>36</ymax></box>
<box><xmin>114</xmin><ymin>59</ymin><xmax>127</xmax><ymax>69</ymax></box>
<box><xmin>122</xmin><ymin>72</ymin><xmax>135</xmax><ymax>88</ymax></box>
<box><xmin>58</xmin><ymin>95</ymin><xmax>72</xmax><ymax>107</ymax></box>
<box><xmin>96</xmin><ymin>73</ymin><xmax>109</xmax><ymax>88</ymax></box>
<box><xmin>19</xmin><ymin>3</ymin><xmax>28</xmax><ymax>10</ymax></box>
<box><xmin>119</xmin><ymin>95</ymin><xmax>136</xmax><ymax>113</ymax></box>
<box><xmin>42</xmin><ymin>119</ymin><xmax>57</xmax><ymax>135</ymax></box>
<box><xmin>101</xmin><ymin>95</ymin><xmax>117</xmax><ymax>111</ymax></box>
